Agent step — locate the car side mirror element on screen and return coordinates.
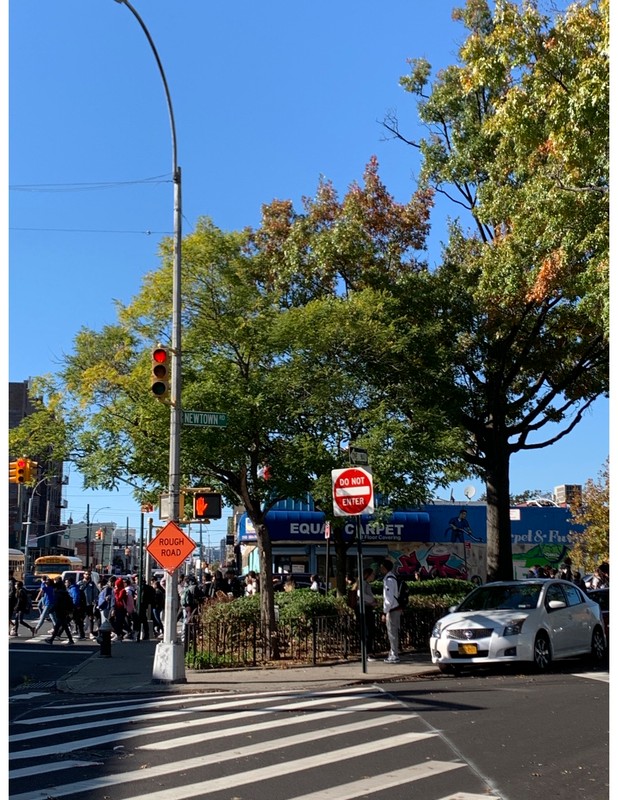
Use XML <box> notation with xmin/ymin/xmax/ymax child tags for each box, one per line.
<box><xmin>547</xmin><ymin>599</ymin><xmax>567</xmax><ymax>610</ymax></box>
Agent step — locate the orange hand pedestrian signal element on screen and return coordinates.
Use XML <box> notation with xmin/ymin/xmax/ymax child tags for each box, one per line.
<box><xmin>192</xmin><ymin>491</ymin><xmax>222</xmax><ymax>520</ymax></box>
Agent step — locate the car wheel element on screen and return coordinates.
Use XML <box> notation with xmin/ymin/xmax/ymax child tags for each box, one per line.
<box><xmin>533</xmin><ymin>631</ymin><xmax>552</xmax><ymax>672</ymax></box>
<box><xmin>590</xmin><ymin>626</ymin><xmax>606</xmax><ymax>665</ymax></box>
<box><xmin>438</xmin><ymin>664</ymin><xmax>463</xmax><ymax>677</ymax></box>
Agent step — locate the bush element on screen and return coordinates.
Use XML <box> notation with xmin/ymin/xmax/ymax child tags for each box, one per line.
<box><xmin>275</xmin><ymin>589</ymin><xmax>348</xmax><ymax>622</ymax></box>
<box><xmin>197</xmin><ymin>589</ymin><xmax>348</xmax><ymax>626</ymax></box>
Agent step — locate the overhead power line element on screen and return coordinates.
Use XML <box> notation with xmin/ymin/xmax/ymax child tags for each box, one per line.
<box><xmin>9</xmin><ymin>174</ymin><xmax>171</xmax><ymax>192</ymax></box>
<box><xmin>10</xmin><ymin>226</ymin><xmax>173</xmax><ymax>235</ymax></box>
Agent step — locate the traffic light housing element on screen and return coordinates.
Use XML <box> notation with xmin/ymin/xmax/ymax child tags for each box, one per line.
<box><xmin>16</xmin><ymin>458</ymin><xmax>28</xmax><ymax>483</ymax></box>
<box><xmin>151</xmin><ymin>346</ymin><xmax>170</xmax><ymax>400</ymax></box>
<box><xmin>193</xmin><ymin>491</ymin><xmax>222</xmax><ymax>520</ymax></box>
<box><xmin>9</xmin><ymin>461</ymin><xmax>18</xmax><ymax>483</ymax></box>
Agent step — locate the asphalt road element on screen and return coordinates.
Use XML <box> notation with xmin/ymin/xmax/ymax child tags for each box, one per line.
<box><xmin>8</xmin><ymin>657</ymin><xmax>608</xmax><ymax>800</ymax></box>
<box><xmin>9</xmin><ymin>640</ymin><xmax>97</xmax><ymax>691</ymax></box>
<box><xmin>382</xmin><ymin>666</ymin><xmax>609</xmax><ymax>800</ymax></box>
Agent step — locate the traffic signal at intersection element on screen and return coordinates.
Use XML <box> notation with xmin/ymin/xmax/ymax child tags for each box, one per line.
<box><xmin>151</xmin><ymin>346</ymin><xmax>170</xmax><ymax>400</ymax></box>
<box><xmin>9</xmin><ymin>458</ymin><xmax>37</xmax><ymax>484</ymax></box>
<box><xmin>193</xmin><ymin>491</ymin><xmax>222</xmax><ymax>520</ymax></box>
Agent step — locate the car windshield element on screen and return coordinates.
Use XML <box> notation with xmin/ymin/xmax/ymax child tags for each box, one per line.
<box><xmin>459</xmin><ymin>584</ymin><xmax>542</xmax><ymax>611</ymax></box>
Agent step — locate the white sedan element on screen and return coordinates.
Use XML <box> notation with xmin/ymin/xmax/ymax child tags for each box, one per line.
<box><xmin>430</xmin><ymin>579</ymin><xmax>606</xmax><ymax>674</ymax></box>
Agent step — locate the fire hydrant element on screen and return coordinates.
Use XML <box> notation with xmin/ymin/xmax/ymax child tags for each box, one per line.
<box><xmin>98</xmin><ymin>618</ymin><xmax>112</xmax><ymax>658</ymax></box>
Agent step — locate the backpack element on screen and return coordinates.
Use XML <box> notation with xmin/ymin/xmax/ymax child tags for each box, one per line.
<box><xmin>346</xmin><ymin>586</ymin><xmax>358</xmax><ymax>610</ymax></box>
<box><xmin>124</xmin><ymin>587</ymin><xmax>135</xmax><ymax>614</ymax></box>
<box><xmin>98</xmin><ymin>586</ymin><xmax>113</xmax><ymax>611</ymax></box>
<box><xmin>181</xmin><ymin>585</ymin><xmax>197</xmax><ymax>609</ymax></box>
<box><xmin>56</xmin><ymin>589</ymin><xmax>74</xmax><ymax>616</ymax></box>
<box><xmin>397</xmin><ymin>577</ymin><xmax>410</xmax><ymax>609</ymax></box>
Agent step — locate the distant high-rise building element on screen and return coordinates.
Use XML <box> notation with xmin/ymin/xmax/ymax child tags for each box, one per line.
<box><xmin>9</xmin><ymin>380</ymin><xmax>64</xmax><ymax>557</ymax></box>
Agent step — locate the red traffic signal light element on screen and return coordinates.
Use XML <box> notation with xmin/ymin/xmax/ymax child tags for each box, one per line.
<box><xmin>193</xmin><ymin>492</ymin><xmax>222</xmax><ymax>520</ymax></box>
<box><xmin>16</xmin><ymin>459</ymin><xmax>27</xmax><ymax>483</ymax></box>
<box><xmin>151</xmin><ymin>346</ymin><xmax>170</xmax><ymax>400</ymax></box>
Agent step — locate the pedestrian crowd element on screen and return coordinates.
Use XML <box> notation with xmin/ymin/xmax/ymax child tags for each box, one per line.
<box><xmin>8</xmin><ymin>565</ymin><xmax>280</xmax><ymax>644</ymax></box>
<box><xmin>527</xmin><ymin>558</ymin><xmax>609</xmax><ymax>589</ymax></box>
<box><xmin>9</xmin><ymin>570</ymin><xmax>167</xmax><ymax>644</ymax></box>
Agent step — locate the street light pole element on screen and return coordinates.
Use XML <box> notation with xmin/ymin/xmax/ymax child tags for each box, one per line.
<box><xmin>89</xmin><ymin>506</ymin><xmax>111</xmax><ymax>570</ymax></box>
<box><xmin>114</xmin><ymin>0</ymin><xmax>184</xmax><ymax>683</ymax></box>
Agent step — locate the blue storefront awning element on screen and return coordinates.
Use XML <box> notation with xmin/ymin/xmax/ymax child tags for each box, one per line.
<box><xmin>238</xmin><ymin>510</ymin><xmax>430</xmax><ymax>543</ymax></box>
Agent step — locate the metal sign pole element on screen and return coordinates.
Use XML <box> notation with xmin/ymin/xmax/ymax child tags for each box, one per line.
<box><xmin>356</xmin><ymin>515</ymin><xmax>367</xmax><ymax>673</ymax></box>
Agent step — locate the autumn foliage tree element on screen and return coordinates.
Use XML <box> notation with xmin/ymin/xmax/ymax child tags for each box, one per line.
<box><xmin>568</xmin><ymin>459</ymin><xmax>609</xmax><ymax>571</ymax></box>
<box><xmin>382</xmin><ymin>0</ymin><xmax>608</xmax><ymax>579</ymax></box>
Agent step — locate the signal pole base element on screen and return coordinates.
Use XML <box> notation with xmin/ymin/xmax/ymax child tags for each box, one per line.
<box><xmin>152</xmin><ymin>641</ymin><xmax>187</xmax><ymax>683</ymax></box>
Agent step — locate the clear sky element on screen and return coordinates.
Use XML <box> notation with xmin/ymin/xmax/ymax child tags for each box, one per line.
<box><xmin>8</xmin><ymin>0</ymin><xmax>609</xmax><ymax>535</ymax></box>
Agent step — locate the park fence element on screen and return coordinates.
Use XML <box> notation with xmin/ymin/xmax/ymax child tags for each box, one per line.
<box><xmin>184</xmin><ymin>604</ymin><xmax>450</xmax><ymax>669</ymax></box>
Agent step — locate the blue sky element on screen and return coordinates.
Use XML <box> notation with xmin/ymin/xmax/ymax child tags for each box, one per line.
<box><xmin>8</xmin><ymin>0</ymin><xmax>609</xmax><ymax>535</ymax></box>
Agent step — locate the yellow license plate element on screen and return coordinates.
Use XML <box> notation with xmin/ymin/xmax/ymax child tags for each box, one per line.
<box><xmin>458</xmin><ymin>643</ymin><xmax>478</xmax><ymax>655</ymax></box>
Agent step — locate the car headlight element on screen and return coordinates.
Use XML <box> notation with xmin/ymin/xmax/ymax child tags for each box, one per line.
<box><xmin>503</xmin><ymin>618</ymin><xmax>526</xmax><ymax>636</ymax></box>
<box><xmin>431</xmin><ymin>621</ymin><xmax>442</xmax><ymax>638</ymax></box>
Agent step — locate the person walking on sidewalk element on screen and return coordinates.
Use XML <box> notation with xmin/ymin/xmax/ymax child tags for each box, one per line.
<box><xmin>11</xmin><ymin>580</ymin><xmax>35</xmax><ymax>637</ymax></box>
<box><xmin>380</xmin><ymin>559</ymin><xmax>401</xmax><ymax>663</ymax></box>
<box><xmin>45</xmin><ymin>577</ymin><xmax>75</xmax><ymax>645</ymax></box>
<box><xmin>79</xmin><ymin>571</ymin><xmax>99</xmax><ymax>639</ymax></box>
<box><xmin>65</xmin><ymin>577</ymin><xmax>86</xmax><ymax>639</ymax></box>
<box><xmin>111</xmin><ymin>577</ymin><xmax>128</xmax><ymax>641</ymax></box>
<box><xmin>33</xmin><ymin>577</ymin><xmax>56</xmax><ymax>636</ymax></box>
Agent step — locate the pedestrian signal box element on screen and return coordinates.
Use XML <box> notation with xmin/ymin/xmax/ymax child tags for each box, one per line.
<box><xmin>193</xmin><ymin>492</ymin><xmax>222</xmax><ymax>520</ymax></box>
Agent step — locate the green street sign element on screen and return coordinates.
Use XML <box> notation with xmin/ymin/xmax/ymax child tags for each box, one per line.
<box><xmin>182</xmin><ymin>410</ymin><xmax>228</xmax><ymax>428</ymax></box>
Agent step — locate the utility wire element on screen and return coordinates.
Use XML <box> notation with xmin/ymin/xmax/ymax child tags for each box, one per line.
<box><xmin>9</xmin><ymin>174</ymin><xmax>171</xmax><ymax>192</ymax></box>
<box><xmin>10</xmin><ymin>226</ymin><xmax>173</xmax><ymax>235</ymax></box>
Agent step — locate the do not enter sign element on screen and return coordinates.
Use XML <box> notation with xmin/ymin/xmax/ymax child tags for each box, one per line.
<box><xmin>332</xmin><ymin>467</ymin><xmax>374</xmax><ymax>517</ymax></box>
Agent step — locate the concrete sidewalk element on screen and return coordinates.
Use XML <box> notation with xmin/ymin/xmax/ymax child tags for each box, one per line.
<box><xmin>55</xmin><ymin>638</ymin><xmax>439</xmax><ymax>695</ymax></box>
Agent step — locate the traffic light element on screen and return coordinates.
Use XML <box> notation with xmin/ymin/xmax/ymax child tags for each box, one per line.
<box><xmin>151</xmin><ymin>346</ymin><xmax>170</xmax><ymax>400</ymax></box>
<box><xmin>9</xmin><ymin>461</ymin><xmax>18</xmax><ymax>483</ymax></box>
<box><xmin>16</xmin><ymin>458</ymin><xmax>28</xmax><ymax>483</ymax></box>
<box><xmin>95</xmin><ymin>529</ymin><xmax>104</xmax><ymax>540</ymax></box>
<box><xmin>26</xmin><ymin>460</ymin><xmax>38</xmax><ymax>482</ymax></box>
<box><xmin>193</xmin><ymin>491</ymin><xmax>222</xmax><ymax>520</ymax></box>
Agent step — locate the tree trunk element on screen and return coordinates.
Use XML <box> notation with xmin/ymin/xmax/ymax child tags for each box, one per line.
<box><xmin>484</xmin><ymin>446</ymin><xmax>514</xmax><ymax>582</ymax></box>
<box><xmin>255</xmin><ymin>522</ymin><xmax>279</xmax><ymax>660</ymax></box>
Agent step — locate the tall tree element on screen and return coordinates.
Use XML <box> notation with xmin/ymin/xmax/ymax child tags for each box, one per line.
<box><xmin>383</xmin><ymin>0</ymin><xmax>608</xmax><ymax>578</ymax></box>
<box><xmin>10</xmin><ymin>164</ymin><xmax>454</xmax><ymax>652</ymax></box>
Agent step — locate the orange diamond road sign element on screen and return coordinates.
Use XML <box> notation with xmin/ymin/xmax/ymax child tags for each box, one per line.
<box><xmin>146</xmin><ymin>520</ymin><xmax>196</xmax><ymax>573</ymax></box>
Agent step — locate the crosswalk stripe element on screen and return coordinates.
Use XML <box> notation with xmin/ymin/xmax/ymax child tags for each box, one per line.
<box><xmin>9</xmin><ymin>708</ymin><xmax>192</xmax><ymax>743</ymax></box>
<box><xmin>140</xmin><ymin>710</ymin><xmax>429</xmax><ymax>753</ymax></box>
<box><xmin>571</xmin><ymin>671</ymin><xmax>609</xmax><ymax>683</ymax></box>
<box><xmin>15</xmin><ymin>694</ymin><xmax>202</xmax><ymax>724</ymax></box>
<box><xmin>10</xmin><ymin>733</ymin><xmax>455</xmax><ymax>800</ymax></box>
<box><xmin>10</xmin><ymin>760</ymin><xmax>103</xmax><ymax>779</ymax></box>
<box><xmin>433</xmin><ymin>794</ymin><xmax>501</xmax><ymax>800</ymax></box>
<box><xmin>9</xmin><ymin>698</ymin><xmax>404</xmax><ymax>761</ymax></box>
<box><xmin>287</xmin><ymin>761</ymin><xmax>467</xmax><ymax>800</ymax></box>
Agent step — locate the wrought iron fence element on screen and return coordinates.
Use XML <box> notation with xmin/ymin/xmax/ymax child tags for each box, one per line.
<box><xmin>184</xmin><ymin>604</ymin><xmax>451</xmax><ymax>669</ymax></box>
